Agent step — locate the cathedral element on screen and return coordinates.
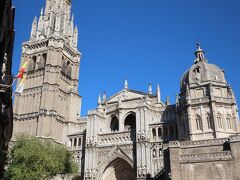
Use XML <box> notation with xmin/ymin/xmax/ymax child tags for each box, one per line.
<box><xmin>12</xmin><ymin>0</ymin><xmax>240</xmax><ymax>180</ymax></box>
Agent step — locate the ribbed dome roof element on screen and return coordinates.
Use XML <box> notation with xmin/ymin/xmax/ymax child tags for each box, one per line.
<box><xmin>180</xmin><ymin>44</ymin><xmax>227</xmax><ymax>89</ymax></box>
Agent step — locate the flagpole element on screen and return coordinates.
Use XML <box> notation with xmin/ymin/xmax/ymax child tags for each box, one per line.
<box><xmin>10</xmin><ymin>78</ymin><xmax>16</xmax><ymax>87</ymax></box>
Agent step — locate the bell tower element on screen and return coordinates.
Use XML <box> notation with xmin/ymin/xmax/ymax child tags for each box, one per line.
<box><xmin>13</xmin><ymin>0</ymin><xmax>81</xmax><ymax>144</ymax></box>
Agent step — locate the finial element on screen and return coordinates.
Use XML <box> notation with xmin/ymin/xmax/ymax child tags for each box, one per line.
<box><xmin>157</xmin><ymin>84</ymin><xmax>161</xmax><ymax>103</ymax></box>
<box><xmin>148</xmin><ymin>83</ymin><xmax>152</xmax><ymax>95</ymax></box>
<box><xmin>40</xmin><ymin>8</ymin><xmax>43</xmax><ymax>16</ymax></box>
<box><xmin>33</xmin><ymin>16</ymin><xmax>37</xmax><ymax>23</ymax></box>
<box><xmin>124</xmin><ymin>79</ymin><xmax>128</xmax><ymax>89</ymax></box>
<box><xmin>194</xmin><ymin>42</ymin><xmax>207</xmax><ymax>63</ymax></box>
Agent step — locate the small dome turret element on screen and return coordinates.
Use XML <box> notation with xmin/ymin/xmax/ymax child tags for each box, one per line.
<box><xmin>180</xmin><ymin>43</ymin><xmax>227</xmax><ymax>90</ymax></box>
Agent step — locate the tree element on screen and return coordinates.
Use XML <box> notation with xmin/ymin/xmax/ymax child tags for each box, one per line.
<box><xmin>5</xmin><ymin>135</ymin><xmax>78</xmax><ymax>180</ymax></box>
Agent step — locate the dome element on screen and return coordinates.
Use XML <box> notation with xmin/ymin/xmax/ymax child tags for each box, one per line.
<box><xmin>180</xmin><ymin>44</ymin><xmax>227</xmax><ymax>89</ymax></box>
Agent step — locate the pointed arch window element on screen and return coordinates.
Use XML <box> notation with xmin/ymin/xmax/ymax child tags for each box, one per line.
<box><xmin>226</xmin><ymin>115</ymin><xmax>232</xmax><ymax>129</ymax></box>
<box><xmin>206</xmin><ymin>114</ymin><xmax>212</xmax><ymax>130</ymax></box>
<box><xmin>196</xmin><ymin>115</ymin><xmax>203</xmax><ymax>131</ymax></box>
<box><xmin>29</xmin><ymin>56</ymin><xmax>37</xmax><ymax>71</ymax></box>
<box><xmin>217</xmin><ymin>114</ymin><xmax>223</xmax><ymax>129</ymax></box>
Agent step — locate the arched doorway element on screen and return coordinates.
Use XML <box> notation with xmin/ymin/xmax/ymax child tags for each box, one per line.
<box><xmin>101</xmin><ymin>158</ymin><xmax>135</xmax><ymax>180</ymax></box>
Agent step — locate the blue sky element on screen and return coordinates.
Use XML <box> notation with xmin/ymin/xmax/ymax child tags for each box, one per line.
<box><xmin>12</xmin><ymin>0</ymin><xmax>240</xmax><ymax>116</ymax></box>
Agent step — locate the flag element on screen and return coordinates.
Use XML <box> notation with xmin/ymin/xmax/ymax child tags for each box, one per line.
<box><xmin>15</xmin><ymin>75</ymin><xmax>27</xmax><ymax>93</ymax></box>
<box><xmin>15</xmin><ymin>60</ymin><xmax>28</xmax><ymax>79</ymax></box>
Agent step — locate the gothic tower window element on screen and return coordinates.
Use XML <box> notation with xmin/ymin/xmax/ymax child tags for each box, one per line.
<box><xmin>29</xmin><ymin>56</ymin><xmax>37</xmax><ymax>71</ymax></box>
<box><xmin>196</xmin><ymin>115</ymin><xmax>203</xmax><ymax>130</ymax></box>
<box><xmin>38</xmin><ymin>53</ymin><xmax>47</xmax><ymax>69</ymax></box>
<box><xmin>206</xmin><ymin>114</ymin><xmax>212</xmax><ymax>130</ymax></box>
<box><xmin>110</xmin><ymin>116</ymin><xmax>119</xmax><ymax>131</ymax></box>
<box><xmin>226</xmin><ymin>115</ymin><xmax>232</xmax><ymax>129</ymax></box>
<box><xmin>65</xmin><ymin>61</ymin><xmax>71</xmax><ymax>77</ymax></box>
<box><xmin>217</xmin><ymin>114</ymin><xmax>223</xmax><ymax>129</ymax></box>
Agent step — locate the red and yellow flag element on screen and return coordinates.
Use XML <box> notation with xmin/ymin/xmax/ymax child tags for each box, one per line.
<box><xmin>15</xmin><ymin>61</ymin><xmax>28</xmax><ymax>79</ymax></box>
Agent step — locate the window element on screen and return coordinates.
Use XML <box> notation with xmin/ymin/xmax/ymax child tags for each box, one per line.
<box><xmin>158</xmin><ymin>127</ymin><xmax>162</xmax><ymax>137</ymax></box>
<box><xmin>124</xmin><ymin>113</ymin><xmax>136</xmax><ymax>131</ymax></box>
<box><xmin>153</xmin><ymin>149</ymin><xmax>156</xmax><ymax>158</ymax></box>
<box><xmin>39</xmin><ymin>53</ymin><xmax>47</xmax><ymax>68</ymax></box>
<box><xmin>159</xmin><ymin>148</ymin><xmax>162</xmax><ymax>156</ymax></box>
<box><xmin>29</xmin><ymin>56</ymin><xmax>37</xmax><ymax>71</ymax></box>
<box><xmin>206</xmin><ymin>114</ymin><xmax>212</xmax><ymax>130</ymax></box>
<box><xmin>152</xmin><ymin>128</ymin><xmax>156</xmax><ymax>139</ymax></box>
<box><xmin>194</xmin><ymin>67</ymin><xmax>200</xmax><ymax>75</ymax></box>
<box><xmin>74</xmin><ymin>138</ymin><xmax>77</xmax><ymax>146</ymax></box>
<box><xmin>226</xmin><ymin>115</ymin><xmax>232</xmax><ymax>129</ymax></box>
<box><xmin>78</xmin><ymin>137</ymin><xmax>82</xmax><ymax>146</ymax></box>
<box><xmin>196</xmin><ymin>115</ymin><xmax>203</xmax><ymax>131</ymax></box>
<box><xmin>217</xmin><ymin>114</ymin><xmax>222</xmax><ymax>129</ymax></box>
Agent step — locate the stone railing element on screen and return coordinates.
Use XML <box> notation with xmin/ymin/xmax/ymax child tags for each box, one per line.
<box><xmin>191</xmin><ymin>97</ymin><xmax>209</xmax><ymax>104</ymax></box>
<box><xmin>215</xmin><ymin>96</ymin><xmax>233</xmax><ymax>104</ymax></box>
<box><xmin>179</xmin><ymin>138</ymin><xmax>228</xmax><ymax>148</ymax></box>
<box><xmin>180</xmin><ymin>151</ymin><xmax>232</xmax><ymax>163</ymax></box>
<box><xmin>98</xmin><ymin>130</ymin><xmax>134</xmax><ymax>146</ymax></box>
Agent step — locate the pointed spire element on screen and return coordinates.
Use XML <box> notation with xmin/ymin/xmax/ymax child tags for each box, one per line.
<box><xmin>40</xmin><ymin>25</ymin><xmax>46</xmax><ymax>39</ymax></box>
<box><xmin>157</xmin><ymin>84</ymin><xmax>161</xmax><ymax>103</ymax></box>
<box><xmin>102</xmin><ymin>91</ymin><xmax>107</xmax><ymax>103</ymax></box>
<box><xmin>40</xmin><ymin>7</ymin><xmax>43</xmax><ymax>16</ymax></box>
<box><xmin>124</xmin><ymin>79</ymin><xmax>128</xmax><ymax>89</ymax></box>
<box><xmin>36</xmin><ymin>8</ymin><xmax>44</xmax><ymax>39</ymax></box>
<box><xmin>30</xmin><ymin>16</ymin><xmax>37</xmax><ymax>40</ymax></box>
<box><xmin>148</xmin><ymin>83</ymin><xmax>152</xmax><ymax>95</ymax></box>
<box><xmin>194</xmin><ymin>42</ymin><xmax>207</xmax><ymax>63</ymax></box>
<box><xmin>166</xmin><ymin>96</ymin><xmax>170</xmax><ymax>105</ymax></box>
<box><xmin>98</xmin><ymin>94</ymin><xmax>101</xmax><ymax>105</ymax></box>
<box><xmin>73</xmin><ymin>26</ymin><xmax>78</xmax><ymax>46</ymax></box>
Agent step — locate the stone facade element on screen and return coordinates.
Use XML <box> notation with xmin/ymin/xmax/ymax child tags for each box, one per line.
<box><xmin>12</xmin><ymin>0</ymin><xmax>240</xmax><ymax>180</ymax></box>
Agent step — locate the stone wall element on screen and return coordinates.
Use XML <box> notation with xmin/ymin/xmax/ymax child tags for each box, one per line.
<box><xmin>169</xmin><ymin>135</ymin><xmax>240</xmax><ymax>180</ymax></box>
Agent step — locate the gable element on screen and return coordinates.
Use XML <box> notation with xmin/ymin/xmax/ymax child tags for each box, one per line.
<box><xmin>107</xmin><ymin>89</ymin><xmax>146</xmax><ymax>103</ymax></box>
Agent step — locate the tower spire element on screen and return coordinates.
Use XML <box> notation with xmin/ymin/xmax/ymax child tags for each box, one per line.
<box><xmin>98</xmin><ymin>94</ymin><xmax>101</xmax><ymax>105</ymax></box>
<box><xmin>194</xmin><ymin>42</ymin><xmax>207</xmax><ymax>63</ymax></box>
<box><xmin>30</xmin><ymin>16</ymin><xmax>37</xmax><ymax>40</ymax></box>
